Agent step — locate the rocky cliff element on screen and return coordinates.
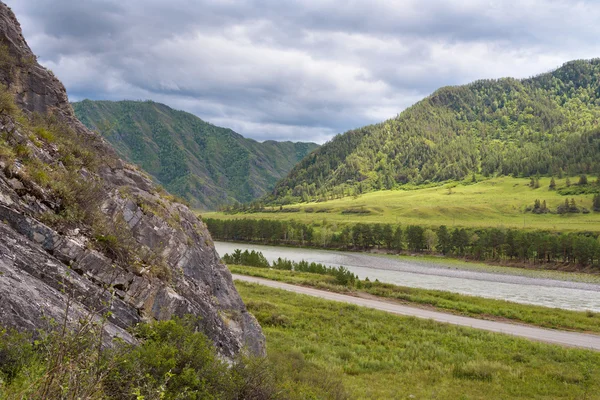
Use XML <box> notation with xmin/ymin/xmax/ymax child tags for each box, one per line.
<box><xmin>0</xmin><ymin>3</ymin><xmax>264</xmax><ymax>357</ymax></box>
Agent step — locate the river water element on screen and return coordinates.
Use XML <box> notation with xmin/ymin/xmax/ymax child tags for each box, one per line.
<box><xmin>214</xmin><ymin>241</ymin><xmax>600</xmax><ymax>312</ymax></box>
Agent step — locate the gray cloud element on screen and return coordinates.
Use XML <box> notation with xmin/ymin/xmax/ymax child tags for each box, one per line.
<box><xmin>6</xmin><ymin>0</ymin><xmax>600</xmax><ymax>143</ymax></box>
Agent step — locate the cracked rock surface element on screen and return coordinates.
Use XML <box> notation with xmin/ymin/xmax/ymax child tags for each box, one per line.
<box><xmin>0</xmin><ymin>2</ymin><xmax>264</xmax><ymax>357</ymax></box>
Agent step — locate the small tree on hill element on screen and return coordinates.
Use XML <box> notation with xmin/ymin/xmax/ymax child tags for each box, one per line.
<box><xmin>566</xmin><ymin>177</ymin><xmax>571</xmax><ymax>187</ymax></box>
<box><xmin>549</xmin><ymin>177</ymin><xmax>556</xmax><ymax>190</ymax></box>
<box><xmin>557</xmin><ymin>199</ymin><xmax>569</xmax><ymax>214</ymax></box>
<box><xmin>593</xmin><ymin>194</ymin><xmax>600</xmax><ymax>212</ymax></box>
<box><xmin>579</xmin><ymin>175</ymin><xmax>588</xmax><ymax>185</ymax></box>
<box><xmin>569</xmin><ymin>198</ymin><xmax>580</xmax><ymax>213</ymax></box>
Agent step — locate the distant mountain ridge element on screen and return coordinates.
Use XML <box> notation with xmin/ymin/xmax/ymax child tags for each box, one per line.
<box><xmin>72</xmin><ymin>100</ymin><xmax>318</xmax><ymax>209</ymax></box>
<box><xmin>269</xmin><ymin>59</ymin><xmax>600</xmax><ymax>204</ymax></box>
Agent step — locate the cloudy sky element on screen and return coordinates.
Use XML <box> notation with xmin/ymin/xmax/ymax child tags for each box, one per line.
<box><xmin>6</xmin><ymin>0</ymin><xmax>600</xmax><ymax>143</ymax></box>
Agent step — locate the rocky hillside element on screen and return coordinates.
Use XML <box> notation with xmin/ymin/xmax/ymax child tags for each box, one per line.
<box><xmin>269</xmin><ymin>59</ymin><xmax>600</xmax><ymax>203</ymax></box>
<box><xmin>72</xmin><ymin>100</ymin><xmax>319</xmax><ymax>209</ymax></box>
<box><xmin>0</xmin><ymin>2</ymin><xmax>264</xmax><ymax>357</ymax></box>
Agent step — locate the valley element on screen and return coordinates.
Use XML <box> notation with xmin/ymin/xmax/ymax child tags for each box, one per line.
<box><xmin>206</xmin><ymin>175</ymin><xmax>600</xmax><ymax>231</ymax></box>
<box><xmin>2</xmin><ymin>1</ymin><xmax>600</xmax><ymax>398</ymax></box>
<box><xmin>72</xmin><ymin>100</ymin><xmax>319</xmax><ymax>209</ymax></box>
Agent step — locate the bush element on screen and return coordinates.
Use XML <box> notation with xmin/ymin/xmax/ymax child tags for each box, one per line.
<box><xmin>0</xmin><ymin>317</ymin><xmax>286</xmax><ymax>400</ymax></box>
<box><xmin>0</xmin><ymin>86</ymin><xmax>17</xmax><ymax>116</ymax></box>
<box><xmin>224</xmin><ymin>250</ymin><xmax>358</xmax><ymax>286</ymax></box>
<box><xmin>452</xmin><ymin>361</ymin><xmax>505</xmax><ymax>382</ymax></box>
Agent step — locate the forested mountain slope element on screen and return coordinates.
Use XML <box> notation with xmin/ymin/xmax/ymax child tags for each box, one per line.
<box><xmin>72</xmin><ymin>100</ymin><xmax>318</xmax><ymax>209</ymax></box>
<box><xmin>270</xmin><ymin>59</ymin><xmax>600</xmax><ymax>203</ymax></box>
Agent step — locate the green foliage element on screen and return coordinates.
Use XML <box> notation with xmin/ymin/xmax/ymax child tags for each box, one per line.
<box><xmin>0</xmin><ymin>85</ymin><xmax>17</xmax><ymax>116</ymax></box>
<box><xmin>270</xmin><ymin>59</ymin><xmax>600</xmax><ymax>204</ymax></box>
<box><xmin>105</xmin><ymin>318</ymin><xmax>260</xmax><ymax>399</ymax></box>
<box><xmin>72</xmin><ymin>100</ymin><xmax>318</xmax><ymax>209</ymax></box>
<box><xmin>0</xmin><ymin>317</ymin><xmax>349</xmax><ymax>400</ymax></box>
<box><xmin>223</xmin><ymin>249</ymin><xmax>357</xmax><ymax>285</ymax></box>
<box><xmin>0</xmin><ymin>44</ymin><xmax>15</xmax><ymax>77</ymax></box>
<box><xmin>593</xmin><ymin>194</ymin><xmax>600</xmax><ymax>212</ymax></box>
<box><xmin>0</xmin><ymin>310</ymin><xmax>119</xmax><ymax>399</ymax></box>
<box><xmin>207</xmin><ymin>218</ymin><xmax>600</xmax><ymax>268</ymax></box>
<box><xmin>222</xmin><ymin>249</ymin><xmax>270</xmax><ymax>268</ymax></box>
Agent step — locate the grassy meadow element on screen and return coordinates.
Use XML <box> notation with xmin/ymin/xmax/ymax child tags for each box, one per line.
<box><xmin>230</xmin><ymin>265</ymin><xmax>600</xmax><ymax>333</ymax></box>
<box><xmin>236</xmin><ymin>281</ymin><xmax>600</xmax><ymax>399</ymax></box>
<box><xmin>204</xmin><ymin>176</ymin><xmax>600</xmax><ymax>232</ymax></box>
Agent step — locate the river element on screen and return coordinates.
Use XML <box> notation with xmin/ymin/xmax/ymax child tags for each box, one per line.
<box><xmin>214</xmin><ymin>241</ymin><xmax>600</xmax><ymax>312</ymax></box>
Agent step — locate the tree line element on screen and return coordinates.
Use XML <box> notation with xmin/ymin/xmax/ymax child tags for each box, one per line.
<box><xmin>205</xmin><ymin>218</ymin><xmax>600</xmax><ymax>268</ymax></box>
<box><xmin>222</xmin><ymin>249</ymin><xmax>357</xmax><ymax>285</ymax></box>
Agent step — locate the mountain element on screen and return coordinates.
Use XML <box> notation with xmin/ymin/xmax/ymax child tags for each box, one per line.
<box><xmin>269</xmin><ymin>60</ymin><xmax>600</xmax><ymax>203</ymax></box>
<box><xmin>0</xmin><ymin>2</ymin><xmax>263</xmax><ymax>357</ymax></box>
<box><xmin>72</xmin><ymin>100</ymin><xmax>319</xmax><ymax>209</ymax></box>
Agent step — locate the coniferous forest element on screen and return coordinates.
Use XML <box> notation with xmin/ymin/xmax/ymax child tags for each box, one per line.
<box><xmin>205</xmin><ymin>218</ymin><xmax>600</xmax><ymax>268</ymax></box>
<box><xmin>268</xmin><ymin>59</ymin><xmax>600</xmax><ymax>204</ymax></box>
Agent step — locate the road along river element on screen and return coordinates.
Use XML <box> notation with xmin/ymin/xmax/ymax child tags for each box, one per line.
<box><xmin>233</xmin><ymin>274</ymin><xmax>600</xmax><ymax>351</ymax></box>
<box><xmin>215</xmin><ymin>241</ymin><xmax>600</xmax><ymax>312</ymax></box>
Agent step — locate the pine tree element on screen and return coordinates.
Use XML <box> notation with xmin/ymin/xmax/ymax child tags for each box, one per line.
<box><xmin>578</xmin><ymin>174</ymin><xmax>588</xmax><ymax>185</ymax></box>
<box><xmin>392</xmin><ymin>226</ymin><xmax>403</xmax><ymax>251</ymax></box>
<box><xmin>569</xmin><ymin>198</ymin><xmax>579</xmax><ymax>213</ymax></box>
<box><xmin>381</xmin><ymin>224</ymin><xmax>394</xmax><ymax>250</ymax></box>
<box><xmin>549</xmin><ymin>177</ymin><xmax>556</xmax><ymax>190</ymax></box>
<box><xmin>437</xmin><ymin>225</ymin><xmax>452</xmax><ymax>255</ymax></box>
<box><xmin>566</xmin><ymin>177</ymin><xmax>571</xmax><ymax>187</ymax></box>
<box><xmin>593</xmin><ymin>194</ymin><xmax>600</xmax><ymax>212</ymax></box>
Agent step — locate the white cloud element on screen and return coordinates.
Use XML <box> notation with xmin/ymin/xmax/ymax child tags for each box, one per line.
<box><xmin>6</xmin><ymin>0</ymin><xmax>600</xmax><ymax>143</ymax></box>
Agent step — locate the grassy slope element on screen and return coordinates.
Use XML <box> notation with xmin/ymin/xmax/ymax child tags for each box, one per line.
<box><xmin>205</xmin><ymin>176</ymin><xmax>600</xmax><ymax>232</ymax></box>
<box><xmin>229</xmin><ymin>265</ymin><xmax>600</xmax><ymax>333</ymax></box>
<box><xmin>72</xmin><ymin>100</ymin><xmax>318</xmax><ymax>209</ymax></box>
<box><xmin>237</xmin><ymin>281</ymin><xmax>600</xmax><ymax>399</ymax></box>
<box><xmin>270</xmin><ymin>59</ymin><xmax>600</xmax><ymax>204</ymax></box>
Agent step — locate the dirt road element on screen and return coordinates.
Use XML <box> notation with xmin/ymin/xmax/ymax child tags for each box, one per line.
<box><xmin>233</xmin><ymin>274</ymin><xmax>600</xmax><ymax>351</ymax></box>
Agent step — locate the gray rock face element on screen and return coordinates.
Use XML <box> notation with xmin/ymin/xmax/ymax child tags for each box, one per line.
<box><xmin>0</xmin><ymin>2</ymin><xmax>264</xmax><ymax>357</ymax></box>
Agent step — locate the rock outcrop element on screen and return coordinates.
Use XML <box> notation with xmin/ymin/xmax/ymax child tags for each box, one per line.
<box><xmin>0</xmin><ymin>3</ymin><xmax>264</xmax><ymax>357</ymax></box>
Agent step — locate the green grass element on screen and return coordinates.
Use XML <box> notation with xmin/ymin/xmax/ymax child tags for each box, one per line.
<box><xmin>229</xmin><ymin>265</ymin><xmax>600</xmax><ymax>333</ymax></box>
<box><xmin>236</xmin><ymin>281</ymin><xmax>600</xmax><ymax>399</ymax></box>
<box><xmin>204</xmin><ymin>176</ymin><xmax>600</xmax><ymax>232</ymax></box>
